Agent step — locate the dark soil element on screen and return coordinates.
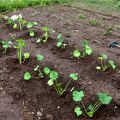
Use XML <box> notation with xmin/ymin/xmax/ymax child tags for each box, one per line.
<box><xmin>0</xmin><ymin>5</ymin><xmax>120</xmax><ymax>120</ymax></box>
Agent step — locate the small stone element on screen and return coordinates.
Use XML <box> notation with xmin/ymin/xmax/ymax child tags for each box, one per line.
<box><xmin>37</xmin><ymin>111</ymin><xmax>42</xmax><ymax>117</ymax></box>
<box><xmin>115</xmin><ymin>106</ymin><xmax>117</xmax><ymax>109</ymax></box>
<box><xmin>57</xmin><ymin>106</ymin><xmax>60</xmax><ymax>109</ymax></box>
<box><xmin>46</xmin><ymin>114</ymin><xmax>53</xmax><ymax>120</ymax></box>
<box><xmin>10</xmin><ymin>76</ymin><xmax>14</xmax><ymax>80</ymax></box>
<box><xmin>88</xmin><ymin>81</ymin><xmax>92</xmax><ymax>85</ymax></box>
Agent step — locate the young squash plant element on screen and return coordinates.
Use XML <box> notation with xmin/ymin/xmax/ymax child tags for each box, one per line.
<box><xmin>72</xmin><ymin>90</ymin><xmax>112</xmax><ymax>118</ymax></box>
<box><xmin>73</xmin><ymin>40</ymin><xmax>93</xmax><ymax>59</ymax></box>
<box><xmin>56</xmin><ymin>34</ymin><xmax>67</xmax><ymax>49</ymax></box>
<box><xmin>6</xmin><ymin>14</ymin><xmax>27</xmax><ymax>30</ymax></box>
<box><xmin>96</xmin><ymin>54</ymin><xmax>116</xmax><ymax>71</ymax></box>
<box><xmin>0</xmin><ymin>39</ymin><xmax>13</xmax><ymax>53</ymax></box>
<box><xmin>41</xmin><ymin>26</ymin><xmax>49</xmax><ymax>42</ymax></box>
<box><xmin>24</xmin><ymin>54</ymin><xmax>44</xmax><ymax>81</ymax></box>
<box><xmin>14</xmin><ymin>39</ymin><xmax>30</xmax><ymax>64</ymax></box>
<box><xmin>26</xmin><ymin>22</ymin><xmax>38</xmax><ymax>37</ymax></box>
<box><xmin>46</xmin><ymin>69</ymin><xmax>78</xmax><ymax>96</ymax></box>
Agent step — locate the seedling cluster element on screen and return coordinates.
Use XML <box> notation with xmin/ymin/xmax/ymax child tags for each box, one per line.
<box><xmin>0</xmin><ymin>13</ymin><xmax>117</xmax><ymax>119</ymax></box>
<box><xmin>73</xmin><ymin>40</ymin><xmax>93</xmax><ymax>59</ymax></box>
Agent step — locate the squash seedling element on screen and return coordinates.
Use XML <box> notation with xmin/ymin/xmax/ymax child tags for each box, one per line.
<box><xmin>96</xmin><ymin>54</ymin><xmax>116</xmax><ymax>71</ymax></box>
<box><xmin>34</xmin><ymin>54</ymin><xmax>44</xmax><ymax>78</ymax></box>
<box><xmin>7</xmin><ymin>14</ymin><xmax>27</xmax><ymax>30</ymax></box>
<box><xmin>42</xmin><ymin>26</ymin><xmax>49</xmax><ymax>42</ymax></box>
<box><xmin>73</xmin><ymin>40</ymin><xmax>93</xmax><ymax>59</ymax></box>
<box><xmin>26</xmin><ymin>22</ymin><xmax>38</xmax><ymax>37</ymax></box>
<box><xmin>14</xmin><ymin>39</ymin><xmax>26</xmax><ymax>64</ymax></box>
<box><xmin>56</xmin><ymin>34</ymin><xmax>67</xmax><ymax>49</ymax></box>
<box><xmin>0</xmin><ymin>39</ymin><xmax>13</xmax><ymax>53</ymax></box>
<box><xmin>47</xmin><ymin>70</ymin><xmax>78</xmax><ymax>96</ymax></box>
<box><xmin>72</xmin><ymin>90</ymin><xmax>112</xmax><ymax>118</ymax></box>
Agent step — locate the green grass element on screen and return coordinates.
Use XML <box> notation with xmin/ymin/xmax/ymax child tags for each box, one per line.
<box><xmin>72</xmin><ymin>0</ymin><xmax>120</xmax><ymax>14</ymax></box>
<box><xmin>0</xmin><ymin>0</ymin><xmax>71</xmax><ymax>12</ymax></box>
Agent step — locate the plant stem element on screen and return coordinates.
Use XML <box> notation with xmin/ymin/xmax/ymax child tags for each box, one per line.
<box><xmin>19</xmin><ymin>48</ymin><xmax>22</xmax><ymax>64</ymax></box>
<box><xmin>60</xmin><ymin>79</ymin><xmax>72</xmax><ymax>95</ymax></box>
<box><xmin>81</xmin><ymin>101</ymin><xmax>88</xmax><ymax>114</ymax></box>
<box><xmin>92</xmin><ymin>101</ymin><xmax>102</xmax><ymax>114</ymax></box>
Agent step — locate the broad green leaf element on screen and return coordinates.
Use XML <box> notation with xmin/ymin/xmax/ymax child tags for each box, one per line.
<box><xmin>37</xmin><ymin>54</ymin><xmax>44</xmax><ymax>61</ymax></box>
<box><xmin>48</xmin><ymin>79</ymin><xmax>54</xmax><ymax>86</ymax></box>
<box><xmin>97</xmin><ymin>93</ymin><xmax>112</xmax><ymax>105</ymax></box>
<box><xmin>49</xmin><ymin>71</ymin><xmax>58</xmax><ymax>80</ymax></box>
<box><xmin>44</xmin><ymin>67</ymin><xmax>50</xmax><ymax>75</ymax></box>
<box><xmin>85</xmin><ymin>46</ymin><xmax>92</xmax><ymax>55</ymax></box>
<box><xmin>72</xmin><ymin>90</ymin><xmax>84</xmax><ymax>102</ymax></box>
<box><xmin>74</xmin><ymin>107</ymin><xmax>82</xmax><ymax>116</ymax></box>
<box><xmin>29</xmin><ymin>30</ymin><xmax>35</xmax><ymax>37</ymax></box>
<box><xmin>100</xmin><ymin>54</ymin><xmax>108</xmax><ymax>60</ymax></box>
<box><xmin>24</xmin><ymin>52</ymin><xmax>30</xmax><ymax>59</ymax></box>
<box><xmin>42</xmin><ymin>26</ymin><xmax>49</xmax><ymax>31</ymax></box>
<box><xmin>69</xmin><ymin>73</ymin><xmax>78</xmax><ymax>80</ymax></box>
<box><xmin>73</xmin><ymin>49</ymin><xmax>81</xmax><ymax>58</ymax></box>
<box><xmin>57</xmin><ymin>42</ymin><xmax>62</xmax><ymax>47</ymax></box>
<box><xmin>24</xmin><ymin>72</ymin><xmax>31</xmax><ymax>80</ymax></box>
<box><xmin>108</xmin><ymin>60</ymin><xmax>116</xmax><ymax>69</ymax></box>
<box><xmin>88</xmin><ymin>104</ymin><xmax>94</xmax><ymax>111</ymax></box>
<box><xmin>16</xmin><ymin>39</ymin><xmax>26</xmax><ymax>48</ymax></box>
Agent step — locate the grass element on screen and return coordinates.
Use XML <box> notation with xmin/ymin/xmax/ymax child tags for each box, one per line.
<box><xmin>72</xmin><ymin>0</ymin><xmax>120</xmax><ymax>15</ymax></box>
<box><xmin>0</xmin><ymin>0</ymin><xmax>71</xmax><ymax>12</ymax></box>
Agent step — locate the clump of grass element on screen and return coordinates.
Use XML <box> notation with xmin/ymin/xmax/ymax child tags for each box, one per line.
<box><xmin>0</xmin><ymin>0</ymin><xmax>72</xmax><ymax>12</ymax></box>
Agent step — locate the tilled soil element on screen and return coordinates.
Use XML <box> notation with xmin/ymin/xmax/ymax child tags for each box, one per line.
<box><xmin>0</xmin><ymin>5</ymin><xmax>120</xmax><ymax>120</ymax></box>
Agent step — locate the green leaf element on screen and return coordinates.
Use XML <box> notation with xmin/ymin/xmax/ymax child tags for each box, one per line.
<box><xmin>88</xmin><ymin>104</ymin><xmax>94</xmax><ymax>111</ymax></box>
<box><xmin>73</xmin><ymin>49</ymin><xmax>81</xmax><ymax>58</ymax></box>
<box><xmin>97</xmin><ymin>93</ymin><xmax>112</xmax><ymax>105</ymax></box>
<box><xmin>72</xmin><ymin>90</ymin><xmax>84</xmax><ymax>102</ymax></box>
<box><xmin>29</xmin><ymin>30</ymin><xmax>35</xmax><ymax>37</ymax></box>
<box><xmin>69</xmin><ymin>73</ymin><xmax>78</xmax><ymax>80</ymax></box>
<box><xmin>100</xmin><ymin>54</ymin><xmax>108</xmax><ymax>60</ymax></box>
<box><xmin>16</xmin><ymin>39</ymin><xmax>26</xmax><ymax>48</ymax></box>
<box><xmin>44</xmin><ymin>67</ymin><xmax>50</xmax><ymax>75</ymax></box>
<box><xmin>24</xmin><ymin>72</ymin><xmax>31</xmax><ymax>80</ymax></box>
<box><xmin>48</xmin><ymin>79</ymin><xmax>54</xmax><ymax>86</ymax></box>
<box><xmin>13</xmin><ymin>23</ymin><xmax>17</xmax><ymax>29</ymax></box>
<box><xmin>57</xmin><ymin>42</ymin><xmax>62</xmax><ymax>47</ymax></box>
<box><xmin>85</xmin><ymin>46</ymin><xmax>92</xmax><ymax>55</ymax></box>
<box><xmin>37</xmin><ymin>54</ymin><xmax>44</xmax><ymax>61</ymax></box>
<box><xmin>108</xmin><ymin>60</ymin><xmax>116</xmax><ymax>69</ymax></box>
<box><xmin>24</xmin><ymin>52</ymin><xmax>30</xmax><ymax>59</ymax></box>
<box><xmin>74</xmin><ymin>107</ymin><xmax>82</xmax><ymax>116</ymax></box>
<box><xmin>49</xmin><ymin>71</ymin><xmax>58</xmax><ymax>80</ymax></box>
<box><xmin>42</xmin><ymin>26</ymin><xmax>49</xmax><ymax>31</ymax></box>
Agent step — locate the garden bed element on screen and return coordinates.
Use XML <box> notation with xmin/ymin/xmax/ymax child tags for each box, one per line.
<box><xmin>0</xmin><ymin>5</ymin><xmax>120</xmax><ymax>120</ymax></box>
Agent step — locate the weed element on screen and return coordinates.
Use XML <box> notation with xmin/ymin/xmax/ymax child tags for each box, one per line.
<box><xmin>96</xmin><ymin>54</ymin><xmax>116</xmax><ymax>71</ymax></box>
<box><xmin>105</xmin><ymin>26</ymin><xmax>113</xmax><ymax>35</ymax></box>
<box><xmin>89</xmin><ymin>19</ymin><xmax>98</xmax><ymax>26</ymax></box>
<box><xmin>73</xmin><ymin>40</ymin><xmax>92</xmax><ymax>59</ymax></box>
<box><xmin>72</xmin><ymin>90</ymin><xmax>112</xmax><ymax>117</ymax></box>
<box><xmin>79</xmin><ymin>15</ymin><xmax>85</xmax><ymax>20</ymax></box>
